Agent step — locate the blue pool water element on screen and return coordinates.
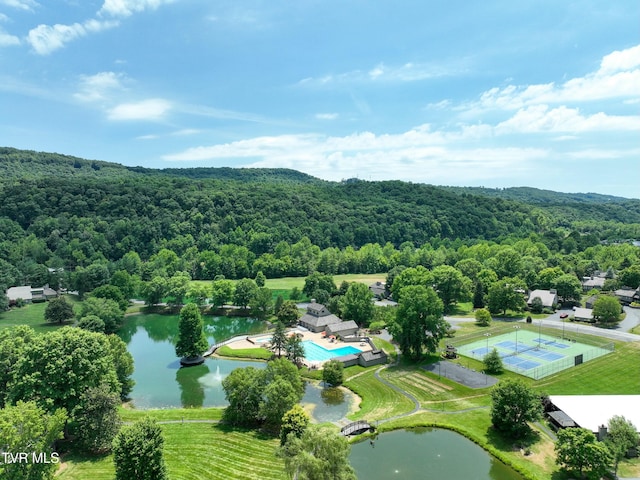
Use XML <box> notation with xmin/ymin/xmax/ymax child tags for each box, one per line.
<box><xmin>301</xmin><ymin>341</ymin><xmax>361</xmax><ymax>362</ymax></box>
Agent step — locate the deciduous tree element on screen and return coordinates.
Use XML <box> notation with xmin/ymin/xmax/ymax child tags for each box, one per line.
<box><xmin>210</xmin><ymin>279</ymin><xmax>235</xmax><ymax>308</ymax></box>
<box><xmin>234</xmin><ymin>278</ymin><xmax>258</xmax><ymax>309</ymax></box>
<box><xmin>280</xmin><ymin>404</ymin><xmax>310</xmax><ymax>446</ymax></box>
<box><xmin>322</xmin><ymin>359</ymin><xmax>344</xmax><ymax>386</ymax></box>
<box><xmin>73</xmin><ymin>383</ymin><xmax>121</xmax><ymax>453</ymax></box>
<box><xmin>474</xmin><ymin>308</ymin><xmax>492</xmax><ymax>326</ymax></box>
<box><xmin>112</xmin><ymin>418</ymin><xmax>168</xmax><ymax>480</ymax></box>
<box><xmin>486</xmin><ymin>277</ymin><xmax>527</xmax><ymax>315</ymax></box>
<box><xmin>592</xmin><ymin>295</ymin><xmax>622</xmax><ymax>324</ymax></box>
<box><xmin>250</xmin><ymin>286</ymin><xmax>273</xmax><ymax>320</ymax></box>
<box><xmin>490</xmin><ymin>378</ymin><xmax>542</xmax><ymax>438</ymax></box>
<box><xmin>0</xmin><ymin>401</ymin><xmax>67</xmax><ymax>480</ymax></box>
<box><xmin>389</xmin><ymin>285</ymin><xmax>447</xmax><ymax>361</ymax></box>
<box><xmin>555</xmin><ymin>428</ymin><xmax>612</xmax><ymax>479</ymax></box>
<box><xmin>44</xmin><ymin>296</ymin><xmax>74</xmax><ymax>324</ymax></box>
<box><xmin>606</xmin><ymin>415</ymin><xmax>640</xmax><ymax>475</ymax></box>
<box><xmin>279</xmin><ymin>425</ymin><xmax>357</xmax><ymax>480</ymax></box>
<box><xmin>431</xmin><ymin>265</ymin><xmax>471</xmax><ymax>313</ymax></box>
<box><xmin>340</xmin><ymin>282</ymin><xmax>374</xmax><ymax>326</ymax></box>
<box><xmin>77</xmin><ymin>296</ymin><xmax>124</xmax><ymax>334</ymax></box>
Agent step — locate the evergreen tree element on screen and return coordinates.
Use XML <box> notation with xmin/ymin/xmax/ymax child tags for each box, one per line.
<box><xmin>175</xmin><ymin>303</ymin><xmax>208</xmax><ymax>360</ymax></box>
<box><xmin>270</xmin><ymin>321</ymin><xmax>287</xmax><ymax>357</ymax></box>
<box><xmin>483</xmin><ymin>348</ymin><xmax>503</xmax><ymax>374</ymax></box>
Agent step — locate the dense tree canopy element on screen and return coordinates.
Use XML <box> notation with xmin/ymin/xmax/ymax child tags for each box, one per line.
<box><xmin>112</xmin><ymin>418</ymin><xmax>169</xmax><ymax>480</ymax></box>
<box><xmin>490</xmin><ymin>379</ymin><xmax>542</xmax><ymax>438</ymax></box>
<box><xmin>555</xmin><ymin>428</ymin><xmax>612</xmax><ymax>480</ymax></box>
<box><xmin>390</xmin><ymin>285</ymin><xmax>447</xmax><ymax>361</ymax></box>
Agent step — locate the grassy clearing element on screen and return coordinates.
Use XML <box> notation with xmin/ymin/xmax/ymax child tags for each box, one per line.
<box><xmin>216</xmin><ymin>345</ymin><xmax>273</xmax><ymax>360</ymax></box>
<box><xmin>57</xmin><ymin>422</ymin><xmax>285</xmax><ymax>480</ymax></box>
<box><xmin>0</xmin><ymin>301</ymin><xmax>69</xmax><ymax>333</ymax></box>
<box><xmin>345</xmin><ymin>369</ymin><xmax>414</xmax><ymax>421</ymax></box>
<box><xmin>118</xmin><ymin>407</ymin><xmax>224</xmax><ymax>423</ymax></box>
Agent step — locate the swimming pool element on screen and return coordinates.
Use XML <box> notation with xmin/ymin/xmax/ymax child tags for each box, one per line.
<box><xmin>301</xmin><ymin>341</ymin><xmax>361</xmax><ymax>362</ymax></box>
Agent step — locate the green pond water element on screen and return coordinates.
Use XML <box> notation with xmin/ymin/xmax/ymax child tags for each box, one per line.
<box><xmin>349</xmin><ymin>428</ymin><xmax>524</xmax><ymax>480</ymax></box>
<box><xmin>118</xmin><ymin>314</ymin><xmax>355</xmax><ymax>417</ymax></box>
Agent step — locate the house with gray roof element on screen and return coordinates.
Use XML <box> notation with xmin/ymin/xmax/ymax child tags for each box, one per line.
<box><xmin>574</xmin><ymin>307</ymin><xmax>594</xmax><ymax>323</ymax></box>
<box><xmin>325</xmin><ymin>320</ymin><xmax>359</xmax><ymax>338</ymax></box>
<box><xmin>527</xmin><ymin>289</ymin><xmax>558</xmax><ymax>309</ymax></box>
<box><xmin>581</xmin><ymin>276</ymin><xmax>605</xmax><ymax>291</ymax></box>
<box><xmin>298</xmin><ymin>303</ymin><xmax>342</xmax><ymax>333</ymax></box>
<box><xmin>5</xmin><ymin>285</ymin><xmax>58</xmax><ymax>305</ymax></box>
<box><xmin>369</xmin><ymin>281</ymin><xmax>387</xmax><ymax>299</ymax></box>
<box><xmin>614</xmin><ymin>287</ymin><xmax>640</xmax><ymax>305</ymax></box>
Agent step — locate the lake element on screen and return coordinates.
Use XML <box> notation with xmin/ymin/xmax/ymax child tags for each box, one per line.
<box><xmin>350</xmin><ymin>428</ymin><xmax>524</xmax><ymax>480</ymax></box>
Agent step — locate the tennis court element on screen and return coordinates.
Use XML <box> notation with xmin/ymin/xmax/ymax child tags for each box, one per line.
<box><xmin>455</xmin><ymin>328</ymin><xmax>613</xmax><ymax>379</ymax></box>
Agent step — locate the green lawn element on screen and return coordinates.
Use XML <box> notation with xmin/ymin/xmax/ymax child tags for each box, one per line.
<box><xmin>345</xmin><ymin>369</ymin><xmax>415</xmax><ymax>421</ymax></box>
<box><xmin>0</xmin><ymin>301</ymin><xmax>68</xmax><ymax>333</ymax></box>
<box><xmin>57</xmin><ymin>422</ymin><xmax>286</xmax><ymax>480</ymax></box>
<box><xmin>216</xmin><ymin>345</ymin><xmax>273</xmax><ymax>360</ymax></box>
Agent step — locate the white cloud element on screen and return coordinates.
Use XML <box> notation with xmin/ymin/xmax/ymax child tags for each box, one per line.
<box><xmin>0</xmin><ymin>27</ymin><xmax>20</xmax><ymax>47</ymax></box>
<box><xmin>496</xmin><ymin>105</ymin><xmax>640</xmax><ymax>134</ymax></box>
<box><xmin>299</xmin><ymin>60</ymin><xmax>463</xmax><ymax>86</ymax></box>
<box><xmin>99</xmin><ymin>0</ymin><xmax>175</xmax><ymax>18</ymax></box>
<box><xmin>315</xmin><ymin>113</ymin><xmax>339</xmax><ymax>120</ymax></box>
<box><xmin>74</xmin><ymin>71</ymin><xmax>127</xmax><ymax>102</ymax></box>
<box><xmin>27</xmin><ymin>19</ymin><xmax>118</xmax><ymax>55</ymax></box>
<box><xmin>0</xmin><ymin>0</ymin><xmax>38</xmax><ymax>11</ymax></box>
<box><xmin>162</xmin><ymin>127</ymin><xmax>546</xmax><ymax>184</ymax></box>
<box><xmin>108</xmin><ymin>98</ymin><xmax>171</xmax><ymax>120</ymax></box>
<box><xmin>472</xmin><ymin>44</ymin><xmax>640</xmax><ymax>110</ymax></box>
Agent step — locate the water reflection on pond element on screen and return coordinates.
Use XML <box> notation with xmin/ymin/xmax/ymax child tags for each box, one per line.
<box><xmin>350</xmin><ymin>428</ymin><xmax>524</xmax><ymax>480</ymax></box>
<box><xmin>301</xmin><ymin>382</ymin><xmax>353</xmax><ymax>423</ymax></box>
<box><xmin>119</xmin><ymin>313</ymin><xmax>266</xmax><ymax>409</ymax></box>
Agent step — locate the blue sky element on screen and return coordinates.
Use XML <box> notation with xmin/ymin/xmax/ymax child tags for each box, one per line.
<box><xmin>1</xmin><ymin>1</ymin><xmax>639</xmax><ymax>198</ymax></box>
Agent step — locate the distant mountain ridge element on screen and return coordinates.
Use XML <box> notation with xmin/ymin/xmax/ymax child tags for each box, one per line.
<box><xmin>444</xmin><ymin>186</ymin><xmax>632</xmax><ymax>204</ymax></box>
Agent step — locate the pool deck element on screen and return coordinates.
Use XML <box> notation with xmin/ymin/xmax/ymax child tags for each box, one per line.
<box><xmin>225</xmin><ymin>329</ymin><xmax>372</xmax><ymax>365</ymax></box>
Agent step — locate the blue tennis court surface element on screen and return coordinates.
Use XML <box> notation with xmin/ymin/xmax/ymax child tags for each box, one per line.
<box><xmin>502</xmin><ymin>356</ymin><xmax>541</xmax><ymax>370</ymax></box>
<box><xmin>533</xmin><ymin>338</ymin><xmax>570</xmax><ymax>349</ymax></box>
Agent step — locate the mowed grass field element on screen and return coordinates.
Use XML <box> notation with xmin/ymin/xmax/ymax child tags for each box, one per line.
<box><xmin>0</xmin><ymin>301</ymin><xmax>64</xmax><ymax>333</ymax></box>
<box><xmin>57</xmin><ymin>420</ymin><xmax>286</xmax><ymax>480</ymax></box>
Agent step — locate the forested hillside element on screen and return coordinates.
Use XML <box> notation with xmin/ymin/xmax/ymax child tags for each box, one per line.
<box><xmin>0</xmin><ymin>148</ymin><xmax>639</xmax><ymax>291</ymax></box>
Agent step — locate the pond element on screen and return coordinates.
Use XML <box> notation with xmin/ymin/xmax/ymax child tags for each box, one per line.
<box><xmin>119</xmin><ymin>313</ymin><xmax>267</xmax><ymax>409</ymax></box>
<box><xmin>349</xmin><ymin>428</ymin><xmax>524</xmax><ymax>480</ymax></box>
<box><xmin>119</xmin><ymin>313</ymin><xmax>357</xmax><ymax>421</ymax></box>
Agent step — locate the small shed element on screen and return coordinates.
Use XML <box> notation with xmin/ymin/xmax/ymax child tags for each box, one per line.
<box><xmin>358</xmin><ymin>350</ymin><xmax>388</xmax><ymax>367</ymax></box>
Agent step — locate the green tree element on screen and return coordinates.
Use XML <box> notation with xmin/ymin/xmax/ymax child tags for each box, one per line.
<box><xmin>490</xmin><ymin>378</ymin><xmax>542</xmax><ymax>438</ymax></box>
<box><xmin>279</xmin><ymin>425</ymin><xmax>357</xmax><ymax>480</ymax></box>
<box><xmin>7</xmin><ymin>327</ymin><xmax>120</xmax><ymax>416</ymax></box>
<box><xmin>90</xmin><ymin>284</ymin><xmax>129</xmax><ymax>311</ymax></box>
<box><xmin>592</xmin><ymin>295</ymin><xmax>622</xmax><ymax>324</ymax></box>
<box><xmin>391</xmin><ymin>266</ymin><xmax>433</xmax><ymax>302</ymax></box>
<box><xmin>77</xmin><ymin>296</ymin><xmax>124</xmax><ymax>334</ymax></box>
<box><xmin>472</xmin><ymin>281</ymin><xmax>485</xmax><ymax>309</ymax></box>
<box><xmin>255</xmin><ymin>270</ymin><xmax>267</xmax><ymax>287</ymax></box>
<box><xmin>187</xmin><ymin>283</ymin><xmax>211</xmax><ymax>306</ymax></box>
<box><xmin>537</xmin><ymin>267</ymin><xmax>564</xmax><ymax>290</ymax></box>
<box><xmin>234</xmin><ymin>278</ymin><xmax>258</xmax><ymax>309</ymax></box>
<box><xmin>73</xmin><ymin>383</ymin><xmax>121</xmax><ymax>453</ymax></box>
<box><xmin>0</xmin><ymin>401</ymin><xmax>67</xmax><ymax>480</ymax></box>
<box><xmin>270</xmin><ymin>321</ymin><xmax>287</xmax><ymax>357</ymax></box>
<box><xmin>112</xmin><ymin>418</ymin><xmax>169</xmax><ymax>480</ymax></box>
<box><xmin>222</xmin><ymin>366</ymin><xmax>264</xmax><ymax>426</ymax></box>
<box><xmin>0</xmin><ymin>326</ymin><xmax>36</xmax><ymax>408</ymax></box>
<box><xmin>389</xmin><ymin>285</ymin><xmax>447</xmax><ymax>361</ymax></box>
<box><xmin>166</xmin><ymin>271</ymin><xmax>191</xmax><ymax>306</ymax></box>
<box><xmin>107</xmin><ymin>334</ymin><xmax>135</xmax><ymax>400</ymax></box>
<box><xmin>483</xmin><ymin>348</ymin><xmax>503</xmax><ymax>374</ymax></box>
<box><xmin>77</xmin><ymin>314</ymin><xmax>106</xmax><ymax>333</ymax></box>
<box><xmin>618</xmin><ymin>264</ymin><xmax>640</xmax><ymax>289</ymax></box>
<box><xmin>280</xmin><ymin>404</ymin><xmax>310</xmax><ymax>446</ymax></box>
<box><xmin>175</xmin><ymin>303</ymin><xmax>208</xmax><ymax>360</ymax></box>
<box><xmin>264</xmin><ymin>357</ymin><xmax>305</xmax><ymax>398</ymax></box>
<box><xmin>474</xmin><ymin>308</ymin><xmax>492</xmax><ymax>326</ymax></box>
<box><xmin>530</xmin><ymin>296</ymin><xmax>544</xmax><ymax>314</ymax></box>
<box><xmin>555</xmin><ymin>428</ymin><xmax>612</xmax><ymax>480</ymax></box>
<box><xmin>285</xmin><ymin>334</ymin><xmax>305</xmax><ymax>366</ymax></box>
<box><xmin>553</xmin><ymin>273</ymin><xmax>582</xmax><ymax>303</ymax></box>
<box><xmin>277</xmin><ymin>300</ymin><xmax>301</xmax><ymax>326</ymax></box>
<box><xmin>606</xmin><ymin>415</ymin><xmax>640</xmax><ymax>475</ymax></box>
<box><xmin>250</xmin><ymin>286</ymin><xmax>273</xmax><ymax>320</ymax></box>
<box><xmin>322</xmin><ymin>359</ymin><xmax>344</xmax><ymax>386</ymax></box>
<box><xmin>260</xmin><ymin>377</ymin><xmax>299</xmax><ymax>431</ymax></box>
<box><xmin>303</xmin><ymin>272</ymin><xmax>336</xmax><ymax>299</ymax></box>
<box><xmin>210</xmin><ymin>279</ymin><xmax>235</xmax><ymax>308</ymax></box>
<box><xmin>109</xmin><ymin>270</ymin><xmax>138</xmax><ymax>300</ymax></box>
<box><xmin>274</xmin><ymin>295</ymin><xmax>284</xmax><ymax>316</ymax></box>
<box><xmin>486</xmin><ymin>277</ymin><xmax>527</xmax><ymax>315</ymax></box>
<box><xmin>44</xmin><ymin>296</ymin><xmax>74</xmax><ymax>324</ymax></box>
<box><xmin>340</xmin><ymin>282</ymin><xmax>374</xmax><ymax>327</ymax></box>
<box><xmin>431</xmin><ymin>265</ymin><xmax>471</xmax><ymax>313</ymax></box>
<box><xmin>140</xmin><ymin>276</ymin><xmax>167</xmax><ymax>306</ymax></box>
